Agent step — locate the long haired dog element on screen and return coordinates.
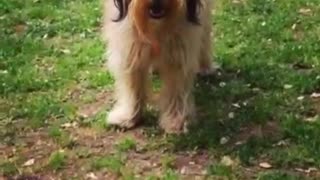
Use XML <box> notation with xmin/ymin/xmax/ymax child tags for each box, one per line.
<box><xmin>102</xmin><ymin>0</ymin><xmax>214</xmax><ymax>134</ymax></box>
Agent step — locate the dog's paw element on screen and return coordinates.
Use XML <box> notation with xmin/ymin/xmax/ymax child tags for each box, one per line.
<box><xmin>107</xmin><ymin>107</ymin><xmax>140</xmax><ymax>129</ymax></box>
<box><xmin>159</xmin><ymin>115</ymin><xmax>189</xmax><ymax>134</ymax></box>
<box><xmin>197</xmin><ymin>61</ymin><xmax>221</xmax><ymax>76</ymax></box>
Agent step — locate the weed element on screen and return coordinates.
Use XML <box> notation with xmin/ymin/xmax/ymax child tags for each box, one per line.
<box><xmin>91</xmin><ymin>155</ymin><xmax>124</xmax><ymax>173</ymax></box>
<box><xmin>208</xmin><ymin>163</ymin><xmax>233</xmax><ymax>179</ymax></box>
<box><xmin>116</xmin><ymin>137</ymin><xmax>137</xmax><ymax>152</ymax></box>
<box><xmin>0</xmin><ymin>161</ymin><xmax>18</xmax><ymax>176</ymax></box>
<box><xmin>47</xmin><ymin>151</ymin><xmax>66</xmax><ymax>171</ymax></box>
<box><xmin>257</xmin><ymin>171</ymin><xmax>304</xmax><ymax>180</ymax></box>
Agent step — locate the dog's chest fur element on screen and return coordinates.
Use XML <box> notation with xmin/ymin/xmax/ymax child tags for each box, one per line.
<box><xmin>103</xmin><ymin>0</ymin><xmax>211</xmax><ymax>71</ymax></box>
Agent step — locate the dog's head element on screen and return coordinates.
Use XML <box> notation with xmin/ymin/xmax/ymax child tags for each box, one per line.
<box><xmin>113</xmin><ymin>0</ymin><xmax>201</xmax><ymax>24</ymax></box>
<box><xmin>112</xmin><ymin>0</ymin><xmax>201</xmax><ymax>56</ymax></box>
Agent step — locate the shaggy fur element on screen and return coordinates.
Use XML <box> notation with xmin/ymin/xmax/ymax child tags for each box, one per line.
<box><xmin>102</xmin><ymin>0</ymin><xmax>214</xmax><ymax>134</ymax></box>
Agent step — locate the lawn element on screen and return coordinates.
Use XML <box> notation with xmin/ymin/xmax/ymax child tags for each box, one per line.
<box><xmin>0</xmin><ymin>0</ymin><xmax>320</xmax><ymax>179</ymax></box>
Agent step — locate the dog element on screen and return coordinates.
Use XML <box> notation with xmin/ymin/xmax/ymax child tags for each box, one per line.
<box><xmin>102</xmin><ymin>0</ymin><xmax>214</xmax><ymax>134</ymax></box>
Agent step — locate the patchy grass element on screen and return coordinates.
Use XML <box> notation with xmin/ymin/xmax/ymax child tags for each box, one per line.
<box><xmin>0</xmin><ymin>162</ymin><xmax>18</xmax><ymax>176</ymax></box>
<box><xmin>257</xmin><ymin>171</ymin><xmax>304</xmax><ymax>180</ymax></box>
<box><xmin>1</xmin><ymin>0</ymin><xmax>320</xmax><ymax>179</ymax></box>
<box><xmin>91</xmin><ymin>155</ymin><xmax>124</xmax><ymax>173</ymax></box>
<box><xmin>162</xmin><ymin>169</ymin><xmax>179</xmax><ymax>180</ymax></box>
<box><xmin>48</xmin><ymin>126</ymin><xmax>75</xmax><ymax>148</ymax></box>
<box><xmin>116</xmin><ymin>137</ymin><xmax>137</xmax><ymax>152</ymax></box>
<box><xmin>47</xmin><ymin>151</ymin><xmax>66</xmax><ymax>171</ymax></box>
<box><xmin>208</xmin><ymin>163</ymin><xmax>234</xmax><ymax>179</ymax></box>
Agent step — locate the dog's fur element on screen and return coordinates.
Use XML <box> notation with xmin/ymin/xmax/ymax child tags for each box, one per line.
<box><xmin>102</xmin><ymin>0</ymin><xmax>214</xmax><ymax>134</ymax></box>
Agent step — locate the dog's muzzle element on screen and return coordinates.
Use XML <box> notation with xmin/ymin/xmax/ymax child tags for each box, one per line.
<box><xmin>149</xmin><ymin>0</ymin><xmax>166</xmax><ymax>19</ymax></box>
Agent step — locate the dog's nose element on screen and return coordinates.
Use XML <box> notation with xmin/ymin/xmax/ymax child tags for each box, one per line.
<box><xmin>149</xmin><ymin>0</ymin><xmax>166</xmax><ymax>19</ymax></box>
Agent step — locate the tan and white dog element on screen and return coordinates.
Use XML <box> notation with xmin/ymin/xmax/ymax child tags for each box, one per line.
<box><xmin>102</xmin><ymin>0</ymin><xmax>214</xmax><ymax>134</ymax></box>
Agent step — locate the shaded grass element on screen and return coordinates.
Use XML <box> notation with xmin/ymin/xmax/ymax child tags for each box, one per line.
<box><xmin>257</xmin><ymin>171</ymin><xmax>305</xmax><ymax>180</ymax></box>
<box><xmin>170</xmin><ymin>0</ymin><xmax>320</xmax><ymax>169</ymax></box>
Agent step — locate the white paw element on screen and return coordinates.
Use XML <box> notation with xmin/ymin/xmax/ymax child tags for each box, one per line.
<box><xmin>107</xmin><ymin>106</ymin><xmax>140</xmax><ymax>129</ymax></box>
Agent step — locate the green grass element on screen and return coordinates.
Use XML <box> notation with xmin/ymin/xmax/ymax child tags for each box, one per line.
<box><xmin>162</xmin><ymin>169</ymin><xmax>179</xmax><ymax>180</ymax></box>
<box><xmin>1</xmin><ymin>0</ymin><xmax>320</xmax><ymax>179</ymax></box>
<box><xmin>91</xmin><ymin>155</ymin><xmax>124</xmax><ymax>173</ymax></box>
<box><xmin>161</xmin><ymin>154</ymin><xmax>176</xmax><ymax>170</ymax></box>
<box><xmin>257</xmin><ymin>171</ymin><xmax>304</xmax><ymax>180</ymax></box>
<box><xmin>116</xmin><ymin>137</ymin><xmax>137</xmax><ymax>152</ymax></box>
<box><xmin>48</xmin><ymin>126</ymin><xmax>75</xmax><ymax>148</ymax></box>
<box><xmin>0</xmin><ymin>161</ymin><xmax>18</xmax><ymax>176</ymax></box>
<box><xmin>47</xmin><ymin>151</ymin><xmax>66</xmax><ymax>171</ymax></box>
<box><xmin>208</xmin><ymin>163</ymin><xmax>234</xmax><ymax>179</ymax></box>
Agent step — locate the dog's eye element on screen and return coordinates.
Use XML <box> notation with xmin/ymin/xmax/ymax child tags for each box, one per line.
<box><xmin>149</xmin><ymin>0</ymin><xmax>166</xmax><ymax>19</ymax></box>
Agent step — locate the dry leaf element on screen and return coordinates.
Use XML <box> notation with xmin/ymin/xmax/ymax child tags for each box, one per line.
<box><xmin>232</xmin><ymin>103</ymin><xmax>241</xmax><ymax>108</ymax></box>
<box><xmin>0</xmin><ymin>70</ymin><xmax>8</xmax><ymax>74</ymax></box>
<box><xmin>228</xmin><ymin>112</ymin><xmax>235</xmax><ymax>119</ymax></box>
<box><xmin>219</xmin><ymin>82</ymin><xmax>226</xmax><ymax>87</ymax></box>
<box><xmin>299</xmin><ymin>8</ymin><xmax>312</xmax><ymax>15</ymax></box>
<box><xmin>232</xmin><ymin>0</ymin><xmax>242</xmax><ymax>4</ymax></box>
<box><xmin>295</xmin><ymin>167</ymin><xmax>317</xmax><ymax>173</ymax></box>
<box><xmin>61</xmin><ymin>122</ymin><xmax>77</xmax><ymax>128</ymax></box>
<box><xmin>304</xmin><ymin>115</ymin><xmax>318</xmax><ymax>123</ymax></box>
<box><xmin>311</xmin><ymin>93</ymin><xmax>320</xmax><ymax>98</ymax></box>
<box><xmin>259</xmin><ymin>162</ymin><xmax>272</xmax><ymax>169</ymax></box>
<box><xmin>86</xmin><ymin>172</ymin><xmax>98</xmax><ymax>180</ymax></box>
<box><xmin>274</xmin><ymin>139</ymin><xmax>289</xmax><ymax>147</ymax></box>
<box><xmin>23</xmin><ymin>159</ymin><xmax>35</xmax><ymax>167</ymax></box>
<box><xmin>61</xmin><ymin>49</ymin><xmax>71</xmax><ymax>54</ymax></box>
<box><xmin>180</xmin><ymin>166</ymin><xmax>187</xmax><ymax>175</ymax></box>
<box><xmin>221</xmin><ymin>156</ymin><xmax>234</xmax><ymax>167</ymax></box>
<box><xmin>220</xmin><ymin>137</ymin><xmax>230</xmax><ymax>145</ymax></box>
<box><xmin>284</xmin><ymin>84</ymin><xmax>293</xmax><ymax>89</ymax></box>
<box><xmin>297</xmin><ymin>96</ymin><xmax>304</xmax><ymax>101</ymax></box>
<box><xmin>305</xmin><ymin>167</ymin><xmax>317</xmax><ymax>173</ymax></box>
<box><xmin>235</xmin><ymin>141</ymin><xmax>244</xmax><ymax>146</ymax></box>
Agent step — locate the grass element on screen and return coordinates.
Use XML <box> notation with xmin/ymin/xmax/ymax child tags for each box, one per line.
<box><xmin>0</xmin><ymin>0</ymin><xmax>320</xmax><ymax>179</ymax></box>
<box><xmin>257</xmin><ymin>171</ymin><xmax>305</xmax><ymax>180</ymax></box>
<box><xmin>47</xmin><ymin>151</ymin><xmax>66</xmax><ymax>171</ymax></box>
<box><xmin>48</xmin><ymin>126</ymin><xmax>75</xmax><ymax>148</ymax></box>
<box><xmin>162</xmin><ymin>169</ymin><xmax>179</xmax><ymax>180</ymax></box>
<box><xmin>208</xmin><ymin>163</ymin><xmax>234</xmax><ymax>179</ymax></box>
<box><xmin>116</xmin><ymin>137</ymin><xmax>137</xmax><ymax>152</ymax></box>
<box><xmin>91</xmin><ymin>155</ymin><xmax>124</xmax><ymax>173</ymax></box>
<box><xmin>0</xmin><ymin>162</ymin><xmax>18</xmax><ymax>176</ymax></box>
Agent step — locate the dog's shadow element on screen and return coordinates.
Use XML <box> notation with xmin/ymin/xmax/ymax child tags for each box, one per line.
<box><xmin>143</xmin><ymin>69</ymin><xmax>241</xmax><ymax>142</ymax></box>
<box><xmin>166</xmin><ymin>68</ymin><xmax>278</xmax><ymax>153</ymax></box>
<box><xmin>168</xmin><ymin>69</ymin><xmax>243</xmax><ymax>149</ymax></box>
<box><xmin>143</xmin><ymin>67</ymin><xmax>281</xmax><ymax>156</ymax></box>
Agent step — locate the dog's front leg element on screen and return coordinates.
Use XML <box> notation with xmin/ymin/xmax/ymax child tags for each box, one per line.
<box><xmin>107</xmin><ymin>47</ymin><xmax>149</xmax><ymax>129</ymax></box>
<box><xmin>158</xmin><ymin>66</ymin><xmax>196</xmax><ymax>134</ymax></box>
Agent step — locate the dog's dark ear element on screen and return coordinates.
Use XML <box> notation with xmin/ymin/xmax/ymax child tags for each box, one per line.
<box><xmin>186</xmin><ymin>0</ymin><xmax>201</xmax><ymax>24</ymax></box>
<box><xmin>113</xmin><ymin>0</ymin><xmax>130</xmax><ymax>22</ymax></box>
